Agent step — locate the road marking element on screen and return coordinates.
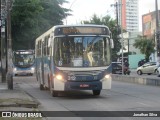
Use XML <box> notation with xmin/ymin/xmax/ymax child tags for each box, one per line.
<box><xmin>137</xmin><ymin>102</ymin><xmax>150</xmax><ymax>107</ymax></box>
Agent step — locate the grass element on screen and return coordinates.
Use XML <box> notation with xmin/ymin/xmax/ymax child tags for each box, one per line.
<box><xmin>0</xmin><ymin>98</ymin><xmax>37</xmax><ymax>105</ymax></box>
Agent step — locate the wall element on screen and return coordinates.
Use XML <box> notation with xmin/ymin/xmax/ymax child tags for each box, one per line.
<box><xmin>129</xmin><ymin>54</ymin><xmax>145</xmax><ymax>69</ymax></box>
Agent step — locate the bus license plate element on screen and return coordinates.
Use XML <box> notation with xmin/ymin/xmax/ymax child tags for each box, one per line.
<box><xmin>80</xmin><ymin>84</ymin><xmax>89</xmax><ymax>88</ymax></box>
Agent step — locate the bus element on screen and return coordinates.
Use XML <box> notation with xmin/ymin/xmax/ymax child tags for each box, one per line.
<box><xmin>13</xmin><ymin>50</ymin><xmax>35</xmax><ymax>76</ymax></box>
<box><xmin>35</xmin><ymin>25</ymin><xmax>113</xmax><ymax>97</ymax></box>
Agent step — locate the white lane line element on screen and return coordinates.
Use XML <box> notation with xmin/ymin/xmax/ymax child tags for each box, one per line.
<box><xmin>137</xmin><ymin>102</ymin><xmax>150</xmax><ymax>107</ymax></box>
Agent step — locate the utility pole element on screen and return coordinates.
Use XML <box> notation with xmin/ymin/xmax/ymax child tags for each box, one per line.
<box><xmin>1</xmin><ymin>0</ymin><xmax>7</xmax><ymax>83</ymax></box>
<box><xmin>111</xmin><ymin>0</ymin><xmax>124</xmax><ymax>73</ymax></box>
<box><xmin>6</xmin><ymin>0</ymin><xmax>13</xmax><ymax>89</ymax></box>
<box><xmin>111</xmin><ymin>2</ymin><xmax>120</xmax><ymax>33</ymax></box>
<box><xmin>0</xmin><ymin>0</ymin><xmax>2</xmax><ymax>80</ymax></box>
<box><xmin>155</xmin><ymin>0</ymin><xmax>160</xmax><ymax>64</ymax></box>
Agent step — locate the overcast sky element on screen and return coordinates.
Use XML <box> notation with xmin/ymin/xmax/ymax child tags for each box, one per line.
<box><xmin>62</xmin><ymin>0</ymin><xmax>160</xmax><ymax>32</ymax></box>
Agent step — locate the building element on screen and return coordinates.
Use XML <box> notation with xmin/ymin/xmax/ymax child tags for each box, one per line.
<box><xmin>142</xmin><ymin>10</ymin><xmax>160</xmax><ymax>62</ymax></box>
<box><xmin>116</xmin><ymin>0</ymin><xmax>140</xmax><ymax>55</ymax></box>
<box><xmin>118</xmin><ymin>0</ymin><xmax>139</xmax><ymax>32</ymax></box>
<box><xmin>116</xmin><ymin>0</ymin><xmax>143</xmax><ymax>68</ymax></box>
<box><xmin>142</xmin><ymin>10</ymin><xmax>160</xmax><ymax>37</ymax></box>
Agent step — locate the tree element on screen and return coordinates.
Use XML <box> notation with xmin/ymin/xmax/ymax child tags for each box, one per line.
<box><xmin>83</xmin><ymin>14</ymin><xmax>121</xmax><ymax>61</ymax></box>
<box><xmin>11</xmin><ymin>0</ymin><xmax>70</xmax><ymax>50</ymax></box>
<box><xmin>133</xmin><ymin>35</ymin><xmax>155</xmax><ymax>62</ymax></box>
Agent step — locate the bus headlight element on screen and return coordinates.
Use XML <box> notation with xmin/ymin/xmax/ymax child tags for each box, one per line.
<box><xmin>55</xmin><ymin>74</ymin><xmax>63</xmax><ymax>80</ymax></box>
<box><xmin>31</xmin><ymin>67</ymin><xmax>35</xmax><ymax>71</ymax></box>
<box><xmin>13</xmin><ymin>68</ymin><xmax>17</xmax><ymax>71</ymax></box>
<box><xmin>105</xmin><ymin>74</ymin><xmax>111</xmax><ymax>79</ymax></box>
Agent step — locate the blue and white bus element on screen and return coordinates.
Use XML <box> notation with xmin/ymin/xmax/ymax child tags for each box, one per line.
<box><xmin>35</xmin><ymin>25</ymin><xmax>113</xmax><ymax>97</ymax></box>
<box><xmin>13</xmin><ymin>50</ymin><xmax>35</xmax><ymax>76</ymax></box>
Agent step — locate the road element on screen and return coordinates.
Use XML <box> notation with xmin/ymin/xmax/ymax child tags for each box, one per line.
<box><xmin>13</xmin><ymin>75</ymin><xmax>160</xmax><ymax>120</ymax></box>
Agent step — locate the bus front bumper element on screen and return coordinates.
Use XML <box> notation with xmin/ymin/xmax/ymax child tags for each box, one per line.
<box><xmin>13</xmin><ymin>69</ymin><xmax>35</xmax><ymax>76</ymax></box>
<box><xmin>64</xmin><ymin>81</ymin><xmax>102</xmax><ymax>90</ymax></box>
<box><xmin>54</xmin><ymin>77</ymin><xmax>111</xmax><ymax>91</ymax></box>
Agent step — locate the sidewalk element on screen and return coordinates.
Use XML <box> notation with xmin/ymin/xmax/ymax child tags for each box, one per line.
<box><xmin>112</xmin><ymin>69</ymin><xmax>160</xmax><ymax>86</ymax></box>
<box><xmin>0</xmin><ymin>82</ymin><xmax>40</xmax><ymax>111</ymax></box>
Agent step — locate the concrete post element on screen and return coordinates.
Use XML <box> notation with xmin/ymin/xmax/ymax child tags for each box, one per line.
<box><xmin>6</xmin><ymin>0</ymin><xmax>13</xmax><ymax>89</ymax></box>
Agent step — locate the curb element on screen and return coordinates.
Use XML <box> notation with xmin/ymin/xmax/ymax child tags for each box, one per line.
<box><xmin>112</xmin><ymin>74</ymin><xmax>160</xmax><ymax>86</ymax></box>
<box><xmin>0</xmin><ymin>83</ymin><xmax>39</xmax><ymax>108</ymax></box>
<box><xmin>0</xmin><ymin>102</ymin><xmax>38</xmax><ymax>108</ymax></box>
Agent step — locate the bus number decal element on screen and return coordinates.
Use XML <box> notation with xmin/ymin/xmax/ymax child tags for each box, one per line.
<box><xmin>58</xmin><ymin>60</ymin><xmax>62</xmax><ymax>66</ymax></box>
<box><xmin>68</xmin><ymin>75</ymin><xmax>76</xmax><ymax>80</ymax></box>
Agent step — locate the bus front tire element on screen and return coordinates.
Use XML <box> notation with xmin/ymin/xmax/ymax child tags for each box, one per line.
<box><xmin>51</xmin><ymin>90</ymin><xmax>58</xmax><ymax>97</ymax></box>
<box><xmin>40</xmin><ymin>84</ymin><xmax>44</xmax><ymax>90</ymax></box>
<box><xmin>93</xmin><ymin>90</ymin><xmax>101</xmax><ymax>96</ymax></box>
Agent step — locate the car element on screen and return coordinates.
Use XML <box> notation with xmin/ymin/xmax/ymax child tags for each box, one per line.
<box><xmin>156</xmin><ymin>66</ymin><xmax>160</xmax><ymax>77</ymax></box>
<box><xmin>112</xmin><ymin>62</ymin><xmax>130</xmax><ymax>75</ymax></box>
<box><xmin>136</xmin><ymin>62</ymin><xmax>158</xmax><ymax>75</ymax></box>
<box><xmin>112</xmin><ymin>62</ymin><xmax>122</xmax><ymax>74</ymax></box>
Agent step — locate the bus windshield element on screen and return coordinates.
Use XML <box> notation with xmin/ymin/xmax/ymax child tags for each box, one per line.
<box><xmin>54</xmin><ymin>36</ymin><xmax>111</xmax><ymax>67</ymax></box>
<box><xmin>13</xmin><ymin>53</ymin><xmax>35</xmax><ymax>67</ymax></box>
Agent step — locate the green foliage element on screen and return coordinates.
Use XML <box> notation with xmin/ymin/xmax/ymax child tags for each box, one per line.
<box><xmin>11</xmin><ymin>0</ymin><xmax>70</xmax><ymax>50</ymax></box>
<box><xmin>133</xmin><ymin>35</ymin><xmax>155</xmax><ymax>61</ymax></box>
<box><xmin>83</xmin><ymin>14</ymin><xmax>121</xmax><ymax>61</ymax></box>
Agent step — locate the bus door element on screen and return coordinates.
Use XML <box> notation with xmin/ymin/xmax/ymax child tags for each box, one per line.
<box><xmin>42</xmin><ymin>39</ymin><xmax>49</xmax><ymax>87</ymax></box>
<box><xmin>40</xmin><ymin>41</ymin><xmax>45</xmax><ymax>87</ymax></box>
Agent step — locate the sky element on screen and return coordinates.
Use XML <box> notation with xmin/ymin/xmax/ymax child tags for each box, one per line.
<box><xmin>62</xmin><ymin>0</ymin><xmax>160</xmax><ymax>32</ymax></box>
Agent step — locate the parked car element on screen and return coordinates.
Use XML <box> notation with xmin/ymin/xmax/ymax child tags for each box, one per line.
<box><xmin>112</xmin><ymin>62</ymin><xmax>130</xmax><ymax>75</ymax></box>
<box><xmin>136</xmin><ymin>62</ymin><xmax>158</xmax><ymax>75</ymax></box>
<box><xmin>157</xmin><ymin>66</ymin><xmax>160</xmax><ymax>77</ymax></box>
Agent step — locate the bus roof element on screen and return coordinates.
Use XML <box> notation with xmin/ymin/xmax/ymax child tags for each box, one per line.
<box><xmin>53</xmin><ymin>24</ymin><xmax>110</xmax><ymax>29</ymax></box>
<box><xmin>35</xmin><ymin>24</ymin><xmax>110</xmax><ymax>42</ymax></box>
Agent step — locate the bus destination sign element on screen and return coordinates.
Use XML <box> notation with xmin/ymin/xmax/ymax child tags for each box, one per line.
<box><xmin>54</xmin><ymin>26</ymin><xmax>109</xmax><ymax>35</ymax></box>
<box><xmin>15</xmin><ymin>51</ymin><xmax>34</xmax><ymax>54</ymax></box>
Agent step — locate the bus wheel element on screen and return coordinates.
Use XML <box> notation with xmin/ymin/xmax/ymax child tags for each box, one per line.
<box><xmin>40</xmin><ymin>84</ymin><xmax>44</xmax><ymax>90</ymax></box>
<box><xmin>93</xmin><ymin>90</ymin><xmax>101</xmax><ymax>96</ymax></box>
<box><xmin>51</xmin><ymin>90</ymin><xmax>58</xmax><ymax>97</ymax></box>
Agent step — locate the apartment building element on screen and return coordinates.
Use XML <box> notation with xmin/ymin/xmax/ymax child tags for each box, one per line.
<box><xmin>118</xmin><ymin>0</ymin><xmax>139</xmax><ymax>32</ymax></box>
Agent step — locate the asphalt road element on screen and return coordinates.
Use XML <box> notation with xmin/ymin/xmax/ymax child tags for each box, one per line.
<box><xmin>13</xmin><ymin>75</ymin><xmax>160</xmax><ymax>120</ymax></box>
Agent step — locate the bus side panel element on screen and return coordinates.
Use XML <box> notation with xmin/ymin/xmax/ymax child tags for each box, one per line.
<box><xmin>35</xmin><ymin>57</ymin><xmax>39</xmax><ymax>79</ymax></box>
